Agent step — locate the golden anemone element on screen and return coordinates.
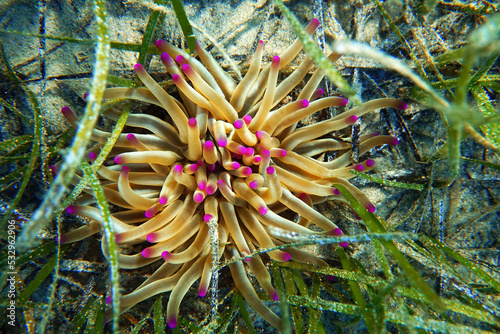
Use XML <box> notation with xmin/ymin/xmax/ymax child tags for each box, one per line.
<box><xmin>58</xmin><ymin>18</ymin><xmax>405</xmax><ymax>330</ymax></box>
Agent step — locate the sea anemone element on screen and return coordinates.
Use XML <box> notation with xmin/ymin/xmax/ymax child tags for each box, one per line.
<box><xmin>58</xmin><ymin>18</ymin><xmax>406</xmax><ymax>331</ymax></box>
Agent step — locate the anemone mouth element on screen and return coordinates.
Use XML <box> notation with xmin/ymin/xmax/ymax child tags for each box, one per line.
<box><xmin>58</xmin><ymin>18</ymin><xmax>405</xmax><ymax>331</ymax></box>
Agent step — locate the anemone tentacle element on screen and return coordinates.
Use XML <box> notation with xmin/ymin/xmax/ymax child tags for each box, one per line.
<box><xmin>60</xmin><ymin>18</ymin><xmax>405</xmax><ymax>330</ymax></box>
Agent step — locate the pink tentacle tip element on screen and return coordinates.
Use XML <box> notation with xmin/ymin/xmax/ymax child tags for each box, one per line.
<box><xmin>206</xmin><ymin>185</ymin><xmax>216</xmax><ymax>195</ymax></box>
<box><xmin>133</xmin><ymin>63</ymin><xmax>144</xmax><ymax>72</ymax></box>
<box><xmin>198</xmin><ymin>181</ymin><xmax>207</xmax><ymax>191</ymax></box>
<box><xmin>346</xmin><ymin>115</ymin><xmax>358</xmax><ymax>124</ymax></box>
<box><xmin>271</xmin><ymin>290</ymin><xmax>279</xmax><ymax>301</ymax></box>
<box><xmin>266</xmin><ymin>166</ymin><xmax>275</xmax><ymax>174</ymax></box>
<box><xmin>65</xmin><ymin>205</ymin><xmax>77</xmax><ymax>215</ymax></box>
<box><xmin>171</xmin><ymin>73</ymin><xmax>181</xmax><ymax>82</ymax></box>
<box><xmin>167</xmin><ymin>317</ymin><xmax>178</xmax><ymax>329</ymax></box>
<box><xmin>194</xmin><ymin>193</ymin><xmax>204</xmax><ymax>203</ymax></box>
<box><xmin>121</xmin><ymin>165</ymin><xmax>129</xmax><ymax>174</ymax></box>
<box><xmin>299</xmin><ymin>192</ymin><xmax>309</xmax><ymax>201</ymax></box>
<box><xmin>272</xmin><ymin>55</ymin><xmax>281</xmax><ymax>64</ymax></box>
<box><xmin>203</xmin><ymin>214</ymin><xmax>213</xmax><ymax>223</ymax></box>
<box><xmin>83</xmin><ymin>92</ymin><xmax>89</xmax><ymax>100</ymax></box>
<box><xmin>248</xmin><ymin>181</ymin><xmax>258</xmax><ymax>189</ymax></box>
<box><xmin>340</xmin><ymin>97</ymin><xmax>349</xmax><ymax>106</ymax></box>
<box><xmin>299</xmin><ymin>99</ymin><xmax>309</xmax><ymax>108</ymax></box>
<box><xmin>339</xmin><ymin>241</ymin><xmax>349</xmax><ymax>248</ymax></box>
<box><xmin>106</xmin><ymin>296</ymin><xmax>112</xmax><ymax>305</ymax></box>
<box><xmin>155</xmin><ymin>39</ymin><xmax>166</xmax><ymax>49</ymax></box>
<box><xmin>354</xmin><ymin>164</ymin><xmax>364</xmax><ymax>172</ymax></box>
<box><xmin>365</xmin><ymin>159</ymin><xmax>375</xmax><ymax>168</ymax></box>
<box><xmin>258</xmin><ymin>206</ymin><xmax>268</xmax><ymax>215</ymax></box>
<box><xmin>188</xmin><ymin>118</ymin><xmax>197</xmax><ymax>127</ymax></box>
<box><xmin>61</xmin><ymin>106</ymin><xmax>71</xmax><ymax>115</ymax></box>
<box><xmin>160</xmin><ymin>52</ymin><xmax>173</xmax><ymax>64</ymax></box>
<box><xmin>316</xmin><ymin>88</ymin><xmax>324</xmax><ymax>96</ymax></box>
<box><xmin>146</xmin><ymin>233</ymin><xmax>156</xmax><ymax>243</ymax></box>
<box><xmin>281</xmin><ymin>252</ymin><xmax>291</xmax><ymax>262</ymax></box>
<box><xmin>204</xmin><ymin>140</ymin><xmax>214</xmax><ymax>149</ymax></box>
<box><xmin>161</xmin><ymin>251</ymin><xmax>172</xmax><ymax>261</ymax></box>
<box><xmin>217</xmin><ymin>139</ymin><xmax>227</xmax><ymax>147</ymax></box>
<box><xmin>242</xmin><ymin>166</ymin><xmax>252</xmax><ymax>176</ymax></box>
<box><xmin>366</xmin><ymin>203</ymin><xmax>376</xmax><ymax>213</ymax></box>
<box><xmin>231</xmin><ymin>162</ymin><xmax>240</xmax><ymax>170</ymax></box>
<box><xmin>174</xmin><ymin>164</ymin><xmax>183</xmax><ymax>173</ymax></box>
<box><xmin>141</xmin><ymin>248</ymin><xmax>154</xmax><ymax>258</ymax></box>
<box><xmin>389</xmin><ymin>137</ymin><xmax>399</xmax><ymax>146</ymax></box>
<box><xmin>310</xmin><ymin>18</ymin><xmax>320</xmax><ymax>28</ymax></box>
<box><xmin>159</xmin><ymin>196</ymin><xmax>168</xmax><ymax>205</ymax></box>
<box><xmin>88</xmin><ymin>152</ymin><xmax>98</xmax><ymax>161</ymax></box>
<box><xmin>245</xmin><ymin>147</ymin><xmax>254</xmax><ymax>156</ymax></box>
<box><xmin>198</xmin><ymin>288</ymin><xmax>207</xmax><ymax>298</ymax></box>
<box><xmin>234</xmin><ymin>119</ymin><xmax>244</xmax><ymax>129</ymax></box>
<box><xmin>181</xmin><ymin>63</ymin><xmax>192</xmax><ymax>73</ymax></box>
<box><xmin>145</xmin><ymin>208</ymin><xmax>156</xmax><ymax>218</ymax></box>
<box><xmin>398</xmin><ymin>101</ymin><xmax>408</xmax><ymax>110</ymax></box>
<box><xmin>114</xmin><ymin>234</ymin><xmax>122</xmax><ymax>244</ymax></box>
<box><xmin>113</xmin><ymin>156</ymin><xmax>123</xmax><ymax>165</ymax></box>
<box><xmin>331</xmin><ymin>188</ymin><xmax>341</xmax><ymax>195</ymax></box>
<box><xmin>329</xmin><ymin>228</ymin><xmax>343</xmax><ymax>236</ymax></box>
<box><xmin>243</xmin><ymin>115</ymin><xmax>252</xmax><ymax>124</ymax></box>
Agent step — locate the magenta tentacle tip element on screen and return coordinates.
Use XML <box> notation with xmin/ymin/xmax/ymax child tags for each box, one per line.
<box><xmin>366</xmin><ymin>204</ymin><xmax>376</xmax><ymax>213</ymax></box>
<box><xmin>389</xmin><ymin>137</ymin><xmax>399</xmax><ymax>146</ymax></box>
<box><xmin>282</xmin><ymin>252</ymin><xmax>291</xmax><ymax>262</ymax></box>
<box><xmin>242</xmin><ymin>166</ymin><xmax>252</xmax><ymax>176</ymax></box>
<box><xmin>114</xmin><ymin>233</ymin><xmax>122</xmax><ymax>244</ymax></box>
<box><xmin>106</xmin><ymin>296</ymin><xmax>112</xmax><ymax>305</ymax></box>
<box><xmin>346</xmin><ymin>115</ymin><xmax>358</xmax><ymax>124</ymax></box>
<box><xmin>198</xmin><ymin>288</ymin><xmax>207</xmax><ymax>298</ymax></box>
<box><xmin>299</xmin><ymin>99</ymin><xmax>309</xmax><ymax>108</ymax></box>
<box><xmin>171</xmin><ymin>73</ymin><xmax>180</xmax><ymax>82</ymax></box>
<box><xmin>331</xmin><ymin>188</ymin><xmax>341</xmax><ymax>195</ymax></box>
<box><xmin>203</xmin><ymin>214</ymin><xmax>212</xmax><ymax>222</ymax></box>
<box><xmin>174</xmin><ymin>164</ymin><xmax>183</xmax><ymax>173</ymax></box>
<box><xmin>145</xmin><ymin>208</ymin><xmax>156</xmax><ymax>218</ymax></box>
<box><xmin>141</xmin><ymin>248</ymin><xmax>154</xmax><ymax>258</ymax></box>
<box><xmin>266</xmin><ymin>166</ymin><xmax>275</xmax><ymax>174</ymax></box>
<box><xmin>341</xmin><ymin>98</ymin><xmax>349</xmax><ymax>106</ymax></box>
<box><xmin>181</xmin><ymin>63</ymin><xmax>192</xmax><ymax>73</ymax></box>
<box><xmin>243</xmin><ymin>115</ymin><xmax>252</xmax><ymax>124</ymax></box>
<box><xmin>310</xmin><ymin>18</ymin><xmax>320</xmax><ymax>28</ymax></box>
<box><xmin>88</xmin><ymin>152</ymin><xmax>98</xmax><ymax>161</ymax></box>
<box><xmin>249</xmin><ymin>181</ymin><xmax>258</xmax><ymax>189</ymax></box>
<box><xmin>56</xmin><ymin>234</ymin><xmax>66</xmax><ymax>245</ymax></box>
<box><xmin>271</xmin><ymin>290</ymin><xmax>279</xmax><ymax>301</ymax></box>
<box><xmin>339</xmin><ymin>241</ymin><xmax>349</xmax><ymax>248</ymax></box>
<box><xmin>272</xmin><ymin>55</ymin><xmax>280</xmax><ymax>64</ymax></box>
<box><xmin>121</xmin><ymin>165</ymin><xmax>129</xmax><ymax>173</ymax></box>
<box><xmin>113</xmin><ymin>156</ymin><xmax>122</xmax><ymax>165</ymax></box>
<box><xmin>366</xmin><ymin>159</ymin><xmax>375</xmax><ymax>167</ymax></box>
<box><xmin>61</xmin><ymin>106</ymin><xmax>71</xmax><ymax>115</ymax></box>
<box><xmin>167</xmin><ymin>317</ymin><xmax>178</xmax><ymax>329</ymax></box>
<box><xmin>161</xmin><ymin>251</ymin><xmax>172</xmax><ymax>261</ymax></box>
<box><xmin>234</xmin><ymin>119</ymin><xmax>244</xmax><ymax>129</ymax></box>
<box><xmin>258</xmin><ymin>206</ymin><xmax>268</xmax><ymax>215</ymax></box>
<box><xmin>217</xmin><ymin>139</ymin><xmax>227</xmax><ymax>147</ymax></box>
<box><xmin>354</xmin><ymin>164</ymin><xmax>364</xmax><ymax>172</ymax></box>
<box><xmin>65</xmin><ymin>205</ymin><xmax>77</xmax><ymax>215</ymax></box>
<box><xmin>159</xmin><ymin>196</ymin><xmax>168</xmax><ymax>205</ymax></box>
<box><xmin>188</xmin><ymin>118</ymin><xmax>197</xmax><ymax>127</ymax></box>
<box><xmin>146</xmin><ymin>233</ymin><xmax>156</xmax><ymax>243</ymax></box>
<box><xmin>133</xmin><ymin>63</ymin><xmax>144</xmax><ymax>72</ymax></box>
<box><xmin>329</xmin><ymin>228</ymin><xmax>342</xmax><ymax>236</ymax></box>
<box><xmin>155</xmin><ymin>39</ymin><xmax>165</xmax><ymax>49</ymax></box>
<box><xmin>398</xmin><ymin>101</ymin><xmax>408</xmax><ymax>110</ymax></box>
<box><xmin>194</xmin><ymin>193</ymin><xmax>204</xmax><ymax>203</ymax></box>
